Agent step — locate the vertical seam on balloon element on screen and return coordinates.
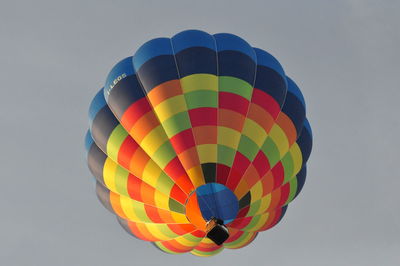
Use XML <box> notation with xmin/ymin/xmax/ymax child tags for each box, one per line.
<box><xmin>169</xmin><ymin>37</ymin><xmax>217</xmax><ymax>219</ymax></box>
<box><xmin>223</xmin><ymin>42</ymin><xmax>258</xmax><ymax>192</ymax></box>
<box><xmin>213</xmin><ymin>34</ymin><xmax>220</xmax><ymax>189</ymax></box>
<box><xmin>210</xmin><ymin>34</ymin><xmax>221</xmax><ymax>220</ymax></box>
<box><xmin>169</xmin><ymin>38</ymin><xmax>206</xmax><ymax>189</ymax></box>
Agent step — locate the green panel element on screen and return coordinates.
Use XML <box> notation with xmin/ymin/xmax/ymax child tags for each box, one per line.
<box><xmin>243</xmin><ymin>213</ymin><xmax>261</xmax><ymax>231</ymax></box>
<box><xmin>246</xmin><ymin>199</ymin><xmax>261</xmax><ymax>217</ymax></box>
<box><xmin>106</xmin><ymin>124</ymin><xmax>129</xmax><ymax>161</ymax></box>
<box><xmin>281</xmin><ymin>153</ymin><xmax>294</xmax><ymax>183</ymax></box>
<box><xmin>152</xmin><ymin>141</ymin><xmax>177</xmax><ymax>169</ymax></box>
<box><xmin>261</xmin><ymin>138</ymin><xmax>280</xmax><ymax>167</ymax></box>
<box><xmin>158</xmin><ymin>224</ymin><xmax>181</xmax><ymax>238</ymax></box>
<box><xmin>155</xmin><ymin>242</ymin><xmax>179</xmax><ymax>254</ymax></box>
<box><xmin>237</xmin><ymin>135</ymin><xmax>259</xmax><ymax>161</ymax></box>
<box><xmin>217</xmin><ymin>145</ymin><xmax>236</xmax><ymax>167</ymax></box>
<box><xmin>169</xmin><ymin>198</ymin><xmax>185</xmax><ymax>214</ymax></box>
<box><xmin>162</xmin><ymin>111</ymin><xmax>192</xmax><ymax>137</ymax></box>
<box><xmin>155</xmin><ymin>172</ymin><xmax>175</xmax><ymax>196</ymax></box>
<box><xmin>181</xmin><ymin>233</ymin><xmax>202</xmax><ymax>242</ymax></box>
<box><xmin>132</xmin><ymin>203</ymin><xmax>151</xmax><ymax>223</ymax></box>
<box><xmin>191</xmin><ymin>248</ymin><xmax>223</xmax><ymax>256</ymax></box>
<box><xmin>184</xmin><ymin>90</ymin><xmax>218</xmax><ymax>109</ymax></box>
<box><xmin>219</xmin><ymin>76</ymin><xmax>253</xmax><ymax>100</ymax></box>
<box><xmin>285</xmin><ymin>178</ymin><xmax>298</xmax><ymax>206</ymax></box>
<box><xmin>114</xmin><ymin>165</ymin><xmax>129</xmax><ymax>197</ymax></box>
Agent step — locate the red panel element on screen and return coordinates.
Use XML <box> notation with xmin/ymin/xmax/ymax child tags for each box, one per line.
<box><xmin>228</xmin><ymin>216</ymin><xmax>252</xmax><ymax>229</ymax></box>
<box><xmin>117</xmin><ymin>136</ymin><xmax>139</xmax><ymax>169</ymax></box>
<box><xmin>219</xmin><ymin>92</ymin><xmax>249</xmax><ymax>116</ymax></box>
<box><xmin>194</xmin><ymin>242</ymin><xmax>221</xmax><ymax>252</ymax></box>
<box><xmin>164</xmin><ymin>157</ymin><xmax>187</xmax><ymax>180</ymax></box>
<box><xmin>169</xmin><ymin>129</ymin><xmax>196</xmax><ymax>154</ymax></box>
<box><xmin>170</xmin><ymin>184</ymin><xmax>188</xmax><ymax>205</ymax></box>
<box><xmin>167</xmin><ymin>223</ymin><xmax>196</xmax><ymax>235</ymax></box>
<box><xmin>271</xmin><ymin>162</ymin><xmax>284</xmax><ymax>190</ymax></box>
<box><xmin>188</xmin><ymin>107</ymin><xmax>217</xmax><ymax>127</ymax></box>
<box><xmin>191</xmin><ymin>230</ymin><xmax>206</xmax><ymax>238</ymax></box>
<box><xmin>127</xmin><ymin>174</ymin><xmax>142</xmax><ymax>202</ymax></box>
<box><xmin>251</xmin><ymin>89</ymin><xmax>281</xmax><ymax>118</ymax></box>
<box><xmin>252</xmin><ymin>151</ymin><xmax>271</xmax><ymax>177</ymax></box>
<box><xmin>121</xmin><ymin>98</ymin><xmax>152</xmax><ymax>130</ymax></box>
<box><xmin>225</xmin><ymin>229</ymin><xmax>244</xmax><ymax>243</ymax></box>
<box><xmin>277</xmin><ymin>183</ymin><xmax>290</xmax><ymax>207</ymax></box>
<box><xmin>235</xmin><ymin>206</ymin><xmax>250</xmax><ymax>219</ymax></box>
<box><xmin>216</xmin><ymin>164</ymin><xmax>230</xmax><ymax>184</ymax></box>
<box><xmin>144</xmin><ymin>204</ymin><xmax>163</xmax><ymax>223</ymax></box>
<box><xmin>127</xmin><ymin>222</ymin><xmax>158</xmax><ymax>241</ymax></box>
<box><xmin>159</xmin><ymin>240</ymin><xmax>193</xmax><ymax>253</ymax></box>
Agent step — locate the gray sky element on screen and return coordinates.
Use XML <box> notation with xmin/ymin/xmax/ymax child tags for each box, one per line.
<box><xmin>1</xmin><ymin>0</ymin><xmax>399</xmax><ymax>265</ymax></box>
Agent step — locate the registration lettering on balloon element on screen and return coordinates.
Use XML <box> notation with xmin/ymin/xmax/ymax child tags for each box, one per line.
<box><xmin>85</xmin><ymin>30</ymin><xmax>313</xmax><ymax>256</ymax></box>
<box><xmin>109</xmin><ymin>73</ymin><xmax>127</xmax><ymax>92</ymax></box>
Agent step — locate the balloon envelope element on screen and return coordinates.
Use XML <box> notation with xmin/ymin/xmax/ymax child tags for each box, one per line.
<box><xmin>85</xmin><ymin>29</ymin><xmax>312</xmax><ymax>256</ymax></box>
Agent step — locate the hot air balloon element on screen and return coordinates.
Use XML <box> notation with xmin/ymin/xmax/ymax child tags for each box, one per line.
<box><xmin>85</xmin><ymin>30</ymin><xmax>312</xmax><ymax>256</ymax></box>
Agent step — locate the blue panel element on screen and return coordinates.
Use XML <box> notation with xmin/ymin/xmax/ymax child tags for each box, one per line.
<box><xmin>135</xmin><ymin>55</ymin><xmax>179</xmax><ymax>91</ymax></box>
<box><xmin>196</xmin><ymin>183</ymin><xmax>239</xmax><ymax>224</ymax></box>
<box><xmin>107</xmin><ymin>75</ymin><xmax>146</xmax><ymax>118</ymax></box>
<box><xmin>254</xmin><ymin>48</ymin><xmax>286</xmax><ymax>82</ymax></box>
<box><xmin>104</xmin><ymin>57</ymin><xmax>135</xmax><ymax>101</ymax></box>
<box><xmin>286</xmin><ymin>77</ymin><xmax>305</xmax><ymax>108</ymax></box>
<box><xmin>173</xmin><ymin>47</ymin><xmax>217</xmax><ymax>77</ymax></box>
<box><xmin>172</xmin><ymin>29</ymin><xmax>216</xmax><ymax>53</ymax></box>
<box><xmin>295</xmin><ymin>166</ymin><xmax>307</xmax><ymax>198</ymax></box>
<box><xmin>303</xmin><ymin>117</ymin><xmax>312</xmax><ymax>137</ymax></box>
<box><xmin>84</xmin><ymin>130</ymin><xmax>94</xmax><ymax>151</ymax></box>
<box><xmin>297</xmin><ymin>118</ymin><xmax>313</xmax><ymax>164</ymax></box>
<box><xmin>133</xmin><ymin>38</ymin><xmax>173</xmax><ymax>71</ymax></box>
<box><xmin>282</xmin><ymin>90</ymin><xmax>306</xmax><ymax>136</ymax></box>
<box><xmin>214</xmin><ymin>33</ymin><xmax>256</xmax><ymax>62</ymax></box>
<box><xmin>88</xmin><ymin>89</ymin><xmax>107</xmax><ymax>125</ymax></box>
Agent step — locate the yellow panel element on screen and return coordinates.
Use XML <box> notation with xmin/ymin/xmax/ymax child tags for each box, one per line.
<box><xmin>289</xmin><ymin>143</ymin><xmax>303</xmax><ymax>176</ymax></box>
<box><xmin>197</xmin><ymin>144</ymin><xmax>217</xmax><ymax>164</ymax></box>
<box><xmin>217</xmin><ymin>127</ymin><xmax>241</xmax><ymax>150</ymax></box>
<box><xmin>269</xmin><ymin>124</ymin><xmax>289</xmax><ymax>158</ymax></box>
<box><xmin>245</xmin><ymin>213</ymin><xmax>269</xmax><ymax>231</ymax></box>
<box><xmin>258</xmin><ymin>194</ymin><xmax>272</xmax><ymax>215</ymax></box>
<box><xmin>224</xmin><ymin>232</ymin><xmax>254</xmax><ymax>248</ymax></box>
<box><xmin>174</xmin><ymin>234</ymin><xmax>202</xmax><ymax>246</ymax></box>
<box><xmin>153</xmin><ymin>191</ymin><xmax>170</xmax><ymax>210</ymax></box>
<box><xmin>249</xmin><ymin>181</ymin><xmax>263</xmax><ymax>203</ymax></box>
<box><xmin>103</xmin><ymin>158</ymin><xmax>117</xmax><ymax>192</ymax></box>
<box><xmin>140</xmin><ymin>125</ymin><xmax>169</xmax><ymax>156</ymax></box>
<box><xmin>154</xmin><ymin>242</ymin><xmax>179</xmax><ymax>253</ymax></box>
<box><xmin>144</xmin><ymin>224</ymin><xmax>175</xmax><ymax>240</ymax></box>
<box><xmin>204</xmin><ymin>237</ymin><xmax>216</xmax><ymax>244</ymax></box>
<box><xmin>170</xmin><ymin>211</ymin><xmax>190</xmax><ymax>224</ymax></box>
<box><xmin>186</xmin><ymin>165</ymin><xmax>205</xmax><ymax>188</ymax></box>
<box><xmin>181</xmin><ymin>74</ymin><xmax>218</xmax><ymax>92</ymax></box>
<box><xmin>119</xmin><ymin>195</ymin><xmax>141</xmax><ymax>222</ymax></box>
<box><xmin>142</xmin><ymin>160</ymin><xmax>163</xmax><ymax>187</ymax></box>
<box><xmin>106</xmin><ymin>125</ymin><xmax>127</xmax><ymax>161</ymax></box>
<box><xmin>242</xmin><ymin>118</ymin><xmax>267</xmax><ymax>147</ymax></box>
<box><xmin>153</xmin><ymin>95</ymin><xmax>187</xmax><ymax>122</ymax></box>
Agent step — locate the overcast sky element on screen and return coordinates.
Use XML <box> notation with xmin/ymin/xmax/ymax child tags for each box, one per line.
<box><xmin>1</xmin><ymin>0</ymin><xmax>399</xmax><ymax>265</ymax></box>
